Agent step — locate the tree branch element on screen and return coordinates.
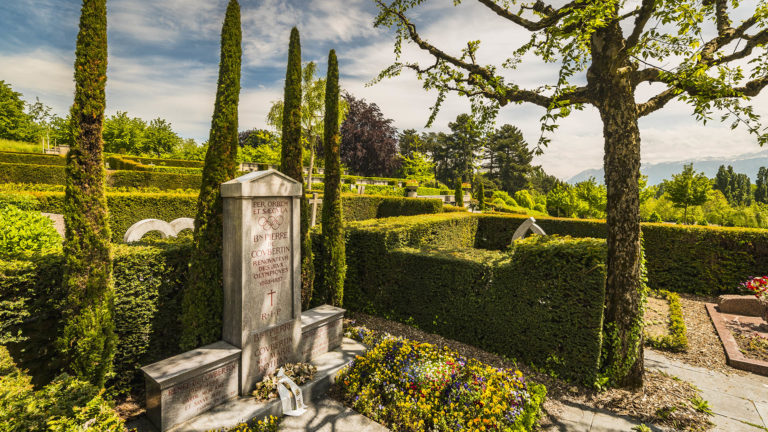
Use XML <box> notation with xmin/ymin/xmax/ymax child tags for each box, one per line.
<box><xmin>637</xmin><ymin>88</ymin><xmax>678</xmax><ymax>117</ymax></box>
<box><xmin>475</xmin><ymin>0</ymin><xmax>579</xmax><ymax>31</ymax></box>
<box><xmin>624</xmin><ymin>0</ymin><xmax>657</xmax><ymax>51</ymax></box>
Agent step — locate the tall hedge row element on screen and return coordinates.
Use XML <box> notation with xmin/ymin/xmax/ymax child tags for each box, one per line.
<box><xmin>2</xmin><ymin>242</ymin><xmax>191</xmax><ymax>393</ymax></box>
<box><xmin>475</xmin><ymin>213</ymin><xmax>768</xmax><ymax>295</ymax></box>
<box><xmin>106</xmin><ymin>155</ymin><xmax>202</xmax><ymax>174</ymax></box>
<box><xmin>313</xmin><ymin>213</ymin><xmax>607</xmax><ymax>383</ymax></box>
<box><xmin>325</xmin><ymin>194</ymin><xmax>444</xmax><ymax>221</ymax></box>
<box><xmin>0</xmin><ymin>162</ymin><xmax>202</xmax><ymax>190</ymax></box>
<box><xmin>0</xmin><ymin>151</ymin><xmax>66</xmax><ymax>166</ymax></box>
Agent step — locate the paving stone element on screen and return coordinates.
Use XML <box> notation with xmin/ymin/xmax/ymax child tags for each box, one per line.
<box><xmin>712</xmin><ymin>413</ymin><xmax>766</xmax><ymax>432</ymax></box>
<box><xmin>588</xmin><ymin>412</ymin><xmax>643</xmax><ymax>432</ymax></box>
<box><xmin>697</xmin><ymin>387</ymin><xmax>764</xmax><ymax>426</ymax></box>
<box><xmin>755</xmin><ymin>402</ymin><xmax>768</xmax><ymax>428</ymax></box>
<box><xmin>543</xmin><ymin>403</ymin><xmax>595</xmax><ymax>431</ymax></box>
<box><xmin>279</xmin><ymin>398</ymin><xmax>388</xmax><ymax>432</ymax></box>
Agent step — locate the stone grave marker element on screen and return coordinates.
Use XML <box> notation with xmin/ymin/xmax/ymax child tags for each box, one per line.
<box><xmin>141</xmin><ymin>169</ymin><xmax>345</xmax><ymax>431</ymax></box>
<box><xmin>220</xmin><ymin>169</ymin><xmax>304</xmax><ymax>394</ymax></box>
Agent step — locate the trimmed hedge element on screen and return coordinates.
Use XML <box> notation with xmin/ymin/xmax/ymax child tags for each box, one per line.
<box><xmin>112</xmin><ymin>154</ymin><xmax>204</xmax><ymax>168</ymax></box>
<box><xmin>314</xmin><ymin>213</ymin><xmax>607</xmax><ymax>383</ymax></box>
<box><xmin>106</xmin><ymin>155</ymin><xmax>202</xmax><ymax>174</ymax></box>
<box><xmin>107</xmin><ymin>170</ymin><xmax>201</xmax><ymax>190</ymax></box>
<box><xmin>20</xmin><ymin>191</ymin><xmax>197</xmax><ymax>242</ymax></box>
<box><xmin>313</xmin><ymin>194</ymin><xmax>444</xmax><ymax>222</ymax></box>
<box><xmin>474</xmin><ymin>214</ymin><xmax>768</xmax><ymax>296</ymax></box>
<box><xmin>0</xmin><ymin>162</ymin><xmax>202</xmax><ymax>190</ymax></box>
<box><xmin>0</xmin><ymin>151</ymin><xmax>66</xmax><ymax>166</ymax></box>
<box><xmin>2</xmin><ymin>241</ymin><xmax>191</xmax><ymax>392</ymax></box>
<box><xmin>0</xmin><ymin>162</ymin><xmax>67</xmax><ymax>185</ymax></box>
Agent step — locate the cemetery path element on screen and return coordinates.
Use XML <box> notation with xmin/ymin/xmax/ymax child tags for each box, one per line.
<box><xmin>548</xmin><ymin>350</ymin><xmax>768</xmax><ymax>431</ymax></box>
<box><xmin>645</xmin><ymin>350</ymin><xmax>768</xmax><ymax>432</ymax></box>
<box><xmin>278</xmin><ymin>398</ymin><xmax>388</xmax><ymax>432</ymax></box>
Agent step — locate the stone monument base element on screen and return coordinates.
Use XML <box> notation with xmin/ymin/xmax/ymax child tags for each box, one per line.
<box><xmin>140</xmin><ymin>305</ymin><xmax>345</xmax><ymax>432</ymax></box>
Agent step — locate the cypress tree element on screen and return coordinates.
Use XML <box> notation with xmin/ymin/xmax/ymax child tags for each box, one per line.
<box><xmin>180</xmin><ymin>0</ymin><xmax>241</xmax><ymax>349</ymax></box>
<box><xmin>478</xmin><ymin>182</ymin><xmax>486</xmax><ymax>211</ymax></box>
<box><xmin>455</xmin><ymin>179</ymin><xmax>464</xmax><ymax>207</ymax></box>
<box><xmin>281</xmin><ymin>27</ymin><xmax>314</xmax><ymax>307</ymax></box>
<box><xmin>59</xmin><ymin>0</ymin><xmax>115</xmax><ymax>386</ymax></box>
<box><xmin>322</xmin><ymin>50</ymin><xmax>345</xmax><ymax>307</ymax></box>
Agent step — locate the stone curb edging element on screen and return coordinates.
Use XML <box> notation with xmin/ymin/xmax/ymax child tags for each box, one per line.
<box><xmin>167</xmin><ymin>338</ymin><xmax>365</xmax><ymax>432</ymax></box>
<box><xmin>706</xmin><ymin>303</ymin><xmax>768</xmax><ymax>377</ymax></box>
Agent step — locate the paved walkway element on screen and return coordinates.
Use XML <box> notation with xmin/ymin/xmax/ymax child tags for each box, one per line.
<box><xmin>549</xmin><ymin>350</ymin><xmax>768</xmax><ymax>431</ymax></box>
<box><xmin>279</xmin><ymin>399</ymin><xmax>388</xmax><ymax>432</ymax></box>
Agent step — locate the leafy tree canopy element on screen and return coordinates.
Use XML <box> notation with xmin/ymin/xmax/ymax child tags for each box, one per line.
<box><xmin>340</xmin><ymin>92</ymin><xmax>400</xmax><ymax>176</ymax></box>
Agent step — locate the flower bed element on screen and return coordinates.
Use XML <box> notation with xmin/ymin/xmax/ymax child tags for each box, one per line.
<box><xmin>336</xmin><ymin>326</ymin><xmax>546</xmax><ymax>431</ymax></box>
<box><xmin>645</xmin><ymin>290</ymin><xmax>688</xmax><ymax>352</ymax></box>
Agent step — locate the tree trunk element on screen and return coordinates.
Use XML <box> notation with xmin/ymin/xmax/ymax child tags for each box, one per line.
<box><xmin>308</xmin><ymin>137</ymin><xmax>315</xmax><ymax>189</ymax></box>
<box><xmin>590</xmin><ymin>24</ymin><xmax>645</xmax><ymax>388</ymax></box>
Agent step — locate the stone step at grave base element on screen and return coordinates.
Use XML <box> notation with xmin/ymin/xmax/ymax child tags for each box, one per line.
<box><xmin>127</xmin><ymin>338</ymin><xmax>365</xmax><ymax>432</ymax></box>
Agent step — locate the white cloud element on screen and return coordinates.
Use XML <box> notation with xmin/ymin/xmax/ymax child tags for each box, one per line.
<box><xmin>4</xmin><ymin>0</ymin><xmax>768</xmax><ymax>181</ymax></box>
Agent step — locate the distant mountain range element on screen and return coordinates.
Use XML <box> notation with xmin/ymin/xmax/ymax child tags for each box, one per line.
<box><xmin>567</xmin><ymin>149</ymin><xmax>768</xmax><ymax>185</ymax></box>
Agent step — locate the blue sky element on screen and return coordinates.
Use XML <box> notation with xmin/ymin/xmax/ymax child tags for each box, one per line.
<box><xmin>1</xmin><ymin>0</ymin><xmax>767</xmax><ymax>179</ymax></box>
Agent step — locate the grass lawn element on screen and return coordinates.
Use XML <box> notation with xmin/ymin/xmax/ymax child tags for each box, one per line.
<box><xmin>0</xmin><ymin>138</ymin><xmax>43</xmax><ymax>153</ymax></box>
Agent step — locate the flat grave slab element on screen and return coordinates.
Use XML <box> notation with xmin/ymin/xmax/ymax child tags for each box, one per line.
<box><xmin>706</xmin><ymin>303</ymin><xmax>768</xmax><ymax>377</ymax></box>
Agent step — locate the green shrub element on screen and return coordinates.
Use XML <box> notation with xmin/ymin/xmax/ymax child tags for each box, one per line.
<box><xmin>0</xmin><ymin>192</ymin><xmax>39</xmax><ymax>210</ymax></box>
<box><xmin>358</xmin><ymin>184</ymin><xmax>405</xmax><ymax>196</ymax></box>
<box><xmin>2</xmin><ymin>241</ymin><xmax>191</xmax><ymax>393</ymax></box>
<box><xmin>0</xmin><ymin>346</ymin><xmax>124</xmax><ymax>431</ymax></box>
<box><xmin>416</xmin><ymin>186</ymin><xmax>443</xmax><ymax>195</ymax></box>
<box><xmin>648</xmin><ymin>212</ymin><xmax>662</xmax><ymax>223</ymax></box>
<box><xmin>0</xmin><ymin>151</ymin><xmax>66</xmax><ymax>166</ymax></box>
<box><xmin>0</xmin><ymin>206</ymin><xmax>61</xmax><ymax>259</ymax></box>
<box><xmin>514</xmin><ymin>190</ymin><xmax>534</xmax><ymax>209</ymax></box>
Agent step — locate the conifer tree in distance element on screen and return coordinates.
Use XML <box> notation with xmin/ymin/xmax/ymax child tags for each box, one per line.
<box><xmin>322</xmin><ymin>50</ymin><xmax>345</xmax><ymax>307</ymax></box>
<box><xmin>181</xmin><ymin>0</ymin><xmax>241</xmax><ymax>349</ymax></box>
<box><xmin>478</xmin><ymin>182</ymin><xmax>486</xmax><ymax>211</ymax></box>
<box><xmin>455</xmin><ymin>179</ymin><xmax>464</xmax><ymax>208</ymax></box>
<box><xmin>281</xmin><ymin>27</ymin><xmax>314</xmax><ymax>307</ymax></box>
<box><xmin>59</xmin><ymin>0</ymin><xmax>115</xmax><ymax>386</ymax></box>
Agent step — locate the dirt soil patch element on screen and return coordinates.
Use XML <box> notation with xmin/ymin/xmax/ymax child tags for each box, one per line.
<box><xmin>648</xmin><ymin>294</ymin><xmax>746</xmax><ymax>375</ymax></box>
<box><xmin>645</xmin><ymin>296</ymin><xmax>671</xmax><ymax>340</ymax></box>
<box><xmin>348</xmin><ymin>312</ymin><xmax>713</xmax><ymax>431</ymax></box>
<box><xmin>726</xmin><ymin>317</ymin><xmax>768</xmax><ymax>363</ymax></box>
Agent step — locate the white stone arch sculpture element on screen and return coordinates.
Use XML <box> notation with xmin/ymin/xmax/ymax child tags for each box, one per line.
<box><xmin>169</xmin><ymin>217</ymin><xmax>195</xmax><ymax>235</ymax></box>
<box><xmin>511</xmin><ymin>217</ymin><xmax>547</xmax><ymax>241</ymax></box>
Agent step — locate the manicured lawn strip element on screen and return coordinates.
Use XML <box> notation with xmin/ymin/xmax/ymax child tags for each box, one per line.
<box><xmin>337</xmin><ymin>326</ymin><xmax>546</xmax><ymax>431</ymax></box>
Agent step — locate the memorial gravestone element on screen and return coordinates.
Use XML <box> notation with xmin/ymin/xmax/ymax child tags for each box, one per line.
<box><xmin>220</xmin><ymin>169</ymin><xmax>304</xmax><ymax>393</ymax></box>
<box><xmin>141</xmin><ymin>170</ymin><xmax>344</xmax><ymax>431</ymax></box>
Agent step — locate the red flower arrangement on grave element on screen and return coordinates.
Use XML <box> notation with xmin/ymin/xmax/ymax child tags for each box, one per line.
<box><xmin>742</xmin><ymin>276</ymin><xmax>768</xmax><ymax>301</ymax></box>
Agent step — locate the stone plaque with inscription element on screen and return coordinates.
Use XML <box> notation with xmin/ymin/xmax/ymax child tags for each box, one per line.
<box><xmin>141</xmin><ymin>341</ymin><xmax>241</xmax><ymax>431</ymax></box>
<box><xmin>221</xmin><ymin>170</ymin><xmax>303</xmax><ymax>394</ymax></box>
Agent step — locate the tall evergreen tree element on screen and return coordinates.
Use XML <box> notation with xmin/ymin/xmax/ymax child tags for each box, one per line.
<box><xmin>59</xmin><ymin>0</ymin><xmax>115</xmax><ymax>386</ymax></box>
<box><xmin>180</xmin><ymin>0</ymin><xmax>241</xmax><ymax>349</ymax></box>
<box><xmin>756</xmin><ymin>167</ymin><xmax>768</xmax><ymax>204</ymax></box>
<box><xmin>322</xmin><ymin>50</ymin><xmax>346</xmax><ymax>307</ymax></box>
<box><xmin>454</xmin><ymin>179</ymin><xmax>464</xmax><ymax>207</ymax></box>
<box><xmin>484</xmin><ymin>124</ymin><xmax>533</xmax><ymax>193</ymax></box>
<box><xmin>477</xmin><ymin>181</ymin><xmax>486</xmax><ymax>211</ymax></box>
<box><xmin>280</xmin><ymin>27</ymin><xmax>314</xmax><ymax>307</ymax></box>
